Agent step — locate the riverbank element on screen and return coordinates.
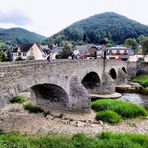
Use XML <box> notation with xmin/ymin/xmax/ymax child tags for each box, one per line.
<box><xmin>116</xmin><ymin>83</ymin><xmax>148</xmax><ymax>95</ymax></box>
<box><xmin>1</xmin><ymin>103</ymin><xmax>148</xmax><ymax>135</ymax></box>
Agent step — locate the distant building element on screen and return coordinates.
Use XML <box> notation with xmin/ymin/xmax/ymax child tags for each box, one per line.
<box><xmin>106</xmin><ymin>46</ymin><xmax>134</xmax><ymax>61</ymax></box>
<box><xmin>12</xmin><ymin>43</ymin><xmax>47</xmax><ymax>61</ymax></box>
<box><xmin>74</xmin><ymin>44</ymin><xmax>101</xmax><ymax>58</ymax></box>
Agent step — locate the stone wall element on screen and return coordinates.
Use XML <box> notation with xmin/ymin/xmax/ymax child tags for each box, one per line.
<box><xmin>127</xmin><ymin>62</ymin><xmax>148</xmax><ymax>77</ymax></box>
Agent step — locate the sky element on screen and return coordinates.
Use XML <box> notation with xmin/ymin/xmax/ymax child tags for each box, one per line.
<box><xmin>0</xmin><ymin>0</ymin><xmax>148</xmax><ymax>37</ymax></box>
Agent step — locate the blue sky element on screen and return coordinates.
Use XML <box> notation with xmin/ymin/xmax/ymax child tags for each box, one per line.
<box><xmin>0</xmin><ymin>0</ymin><xmax>147</xmax><ymax>37</ymax></box>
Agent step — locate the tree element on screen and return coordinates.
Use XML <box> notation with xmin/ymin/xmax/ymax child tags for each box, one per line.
<box><xmin>56</xmin><ymin>41</ymin><xmax>73</xmax><ymax>59</ymax></box>
<box><xmin>5</xmin><ymin>49</ymin><xmax>13</xmax><ymax>61</ymax></box>
<box><xmin>0</xmin><ymin>40</ymin><xmax>6</xmax><ymax>62</ymax></box>
<box><xmin>141</xmin><ymin>37</ymin><xmax>148</xmax><ymax>55</ymax></box>
<box><xmin>0</xmin><ymin>49</ymin><xmax>5</xmax><ymax>62</ymax></box>
<box><xmin>124</xmin><ymin>38</ymin><xmax>138</xmax><ymax>53</ymax></box>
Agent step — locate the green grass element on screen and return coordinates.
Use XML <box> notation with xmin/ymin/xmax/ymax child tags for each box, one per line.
<box><xmin>1</xmin><ymin>132</ymin><xmax>148</xmax><ymax>147</ymax></box>
<box><xmin>131</xmin><ymin>74</ymin><xmax>148</xmax><ymax>87</ymax></box>
<box><xmin>10</xmin><ymin>95</ymin><xmax>25</xmax><ymax>103</ymax></box>
<box><xmin>96</xmin><ymin>110</ymin><xmax>122</xmax><ymax>123</ymax></box>
<box><xmin>23</xmin><ymin>103</ymin><xmax>44</xmax><ymax>113</ymax></box>
<box><xmin>91</xmin><ymin>99</ymin><xmax>147</xmax><ymax>123</ymax></box>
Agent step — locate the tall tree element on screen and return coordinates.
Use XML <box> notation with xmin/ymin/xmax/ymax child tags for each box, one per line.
<box><xmin>124</xmin><ymin>38</ymin><xmax>138</xmax><ymax>53</ymax></box>
<box><xmin>0</xmin><ymin>49</ymin><xmax>5</xmax><ymax>62</ymax></box>
<box><xmin>5</xmin><ymin>49</ymin><xmax>13</xmax><ymax>61</ymax></box>
<box><xmin>56</xmin><ymin>41</ymin><xmax>73</xmax><ymax>59</ymax></box>
<box><xmin>0</xmin><ymin>40</ymin><xmax>6</xmax><ymax>62</ymax></box>
<box><xmin>141</xmin><ymin>37</ymin><xmax>148</xmax><ymax>55</ymax></box>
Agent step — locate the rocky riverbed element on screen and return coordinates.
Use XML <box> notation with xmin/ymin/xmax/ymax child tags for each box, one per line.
<box><xmin>0</xmin><ymin>103</ymin><xmax>148</xmax><ymax>135</ymax></box>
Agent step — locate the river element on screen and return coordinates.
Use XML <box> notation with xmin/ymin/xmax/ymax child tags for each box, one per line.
<box><xmin>119</xmin><ymin>93</ymin><xmax>148</xmax><ymax>110</ymax></box>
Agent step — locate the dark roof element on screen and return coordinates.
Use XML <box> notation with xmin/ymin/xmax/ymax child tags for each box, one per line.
<box><xmin>12</xmin><ymin>43</ymin><xmax>34</xmax><ymax>53</ymax></box>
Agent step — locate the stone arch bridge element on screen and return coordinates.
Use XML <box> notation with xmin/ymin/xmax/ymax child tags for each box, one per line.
<box><xmin>0</xmin><ymin>59</ymin><xmax>127</xmax><ymax>112</ymax></box>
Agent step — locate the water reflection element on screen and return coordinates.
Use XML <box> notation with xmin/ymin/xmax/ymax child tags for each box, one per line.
<box><xmin>119</xmin><ymin>93</ymin><xmax>148</xmax><ymax>110</ymax></box>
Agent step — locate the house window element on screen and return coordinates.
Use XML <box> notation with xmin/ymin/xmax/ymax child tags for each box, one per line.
<box><xmin>23</xmin><ymin>53</ymin><xmax>26</xmax><ymax>56</ymax></box>
<box><xmin>13</xmin><ymin>53</ymin><xmax>17</xmax><ymax>56</ymax></box>
<box><xmin>18</xmin><ymin>52</ymin><xmax>21</xmax><ymax>56</ymax></box>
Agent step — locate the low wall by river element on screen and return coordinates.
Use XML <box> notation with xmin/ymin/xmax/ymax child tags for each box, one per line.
<box><xmin>127</xmin><ymin>62</ymin><xmax>148</xmax><ymax>77</ymax></box>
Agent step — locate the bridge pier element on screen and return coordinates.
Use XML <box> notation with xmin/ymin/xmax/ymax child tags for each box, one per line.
<box><xmin>116</xmin><ymin>68</ymin><xmax>128</xmax><ymax>85</ymax></box>
<box><xmin>69</xmin><ymin>76</ymin><xmax>91</xmax><ymax>112</ymax></box>
<box><xmin>99</xmin><ymin>72</ymin><xmax>115</xmax><ymax>94</ymax></box>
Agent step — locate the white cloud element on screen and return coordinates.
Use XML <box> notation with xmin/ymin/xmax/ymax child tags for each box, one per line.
<box><xmin>0</xmin><ymin>10</ymin><xmax>32</xmax><ymax>25</ymax></box>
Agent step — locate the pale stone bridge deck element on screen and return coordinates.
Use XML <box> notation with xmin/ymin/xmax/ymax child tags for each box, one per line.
<box><xmin>0</xmin><ymin>59</ymin><xmax>127</xmax><ymax>112</ymax></box>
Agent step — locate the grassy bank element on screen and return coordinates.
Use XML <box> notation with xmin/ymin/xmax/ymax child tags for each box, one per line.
<box><xmin>91</xmin><ymin>99</ymin><xmax>147</xmax><ymax>123</ymax></box>
<box><xmin>131</xmin><ymin>74</ymin><xmax>148</xmax><ymax>87</ymax></box>
<box><xmin>1</xmin><ymin>132</ymin><xmax>148</xmax><ymax>147</ymax></box>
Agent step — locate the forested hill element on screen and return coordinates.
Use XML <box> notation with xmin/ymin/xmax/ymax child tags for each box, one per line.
<box><xmin>46</xmin><ymin>12</ymin><xmax>148</xmax><ymax>45</ymax></box>
<box><xmin>0</xmin><ymin>27</ymin><xmax>46</xmax><ymax>47</ymax></box>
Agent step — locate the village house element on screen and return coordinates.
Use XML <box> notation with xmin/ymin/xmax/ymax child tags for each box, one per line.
<box><xmin>106</xmin><ymin>46</ymin><xmax>134</xmax><ymax>61</ymax></box>
<box><xmin>74</xmin><ymin>44</ymin><xmax>101</xmax><ymax>59</ymax></box>
<box><xmin>12</xmin><ymin>43</ymin><xmax>48</xmax><ymax>61</ymax></box>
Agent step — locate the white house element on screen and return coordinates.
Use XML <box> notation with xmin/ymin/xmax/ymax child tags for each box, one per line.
<box><xmin>12</xmin><ymin>43</ymin><xmax>47</xmax><ymax>61</ymax></box>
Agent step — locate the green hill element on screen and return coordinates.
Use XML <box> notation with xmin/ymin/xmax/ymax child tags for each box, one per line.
<box><xmin>46</xmin><ymin>12</ymin><xmax>148</xmax><ymax>45</ymax></box>
<box><xmin>0</xmin><ymin>27</ymin><xmax>46</xmax><ymax>47</ymax></box>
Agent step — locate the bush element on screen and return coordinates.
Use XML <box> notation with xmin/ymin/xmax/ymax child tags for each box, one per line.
<box><xmin>23</xmin><ymin>103</ymin><xmax>44</xmax><ymax>113</ymax></box>
<box><xmin>10</xmin><ymin>95</ymin><xmax>25</xmax><ymax>103</ymax></box>
<box><xmin>15</xmin><ymin>56</ymin><xmax>23</xmax><ymax>61</ymax></box>
<box><xmin>91</xmin><ymin>99</ymin><xmax>147</xmax><ymax>119</ymax></box>
<box><xmin>96</xmin><ymin>110</ymin><xmax>121</xmax><ymax>123</ymax></box>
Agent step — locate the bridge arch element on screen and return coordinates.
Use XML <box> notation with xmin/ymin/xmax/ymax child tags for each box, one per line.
<box><xmin>81</xmin><ymin>71</ymin><xmax>101</xmax><ymax>93</ymax></box>
<box><xmin>122</xmin><ymin>67</ymin><xmax>127</xmax><ymax>74</ymax></box>
<box><xmin>109</xmin><ymin>68</ymin><xmax>117</xmax><ymax>80</ymax></box>
<box><xmin>31</xmin><ymin>83</ymin><xmax>69</xmax><ymax>109</ymax></box>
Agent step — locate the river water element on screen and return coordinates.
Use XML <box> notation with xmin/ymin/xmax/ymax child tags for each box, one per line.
<box><xmin>119</xmin><ymin>93</ymin><xmax>148</xmax><ymax>110</ymax></box>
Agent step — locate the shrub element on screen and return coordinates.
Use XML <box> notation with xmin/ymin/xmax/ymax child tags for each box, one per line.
<box><xmin>96</xmin><ymin>110</ymin><xmax>121</xmax><ymax>123</ymax></box>
<box><xmin>10</xmin><ymin>95</ymin><xmax>25</xmax><ymax>103</ymax></box>
<box><xmin>91</xmin><ymin>99</ymin><xmax>147</xmax><ymax>119</ymax></box>
<box><xmin>23</xmin><ymin>103</ymin><xmax>44</xmax><ymax>113</ymax></box>
<box><xmin>15</xmin><ymin>56</ymin><xmax>23</xmax><ymax>61</ymax></box>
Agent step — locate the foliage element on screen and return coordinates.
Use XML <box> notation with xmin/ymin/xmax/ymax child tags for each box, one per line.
<box><xmin>15</xmin><ymin>56</ymin><xmax>23</xmax><ymax>61</ymax></box>
<box><xmin>10</xmin><ymin>95</ymin><xmax>25</xmax><ymax>103</ymax></box>
<box><xmin>45</xmin><ymin>12</ymin><xmax>148</xmax><ymax>45</ymax></box>
<box><xmin>124</xmin><ymin>38</ymin><xmax>138</xmax><ymax>53</ymax></box>
<box><xmin>91</xmin><ymin>99</ymin><xmax>147</xmax><ymax>119</ymax></box>
<box><xmin>131</xmin><ymin>74</ymin><xmax>148</xmax><ymax>87</ymax></box>
<box><xmin>96</xmin><ymin>110</ymin><xmax>121</xmax><ymax>123</ymax></box>
<box><xmin>56</xmin><ymin>41</ymin><xmax>73</xmax><ymax>59</ymax></box>
<box><xmin>1</xmin><ymin>132</ymin><xmax>148</xmax><ymax>147</ymax></box>
<box><xmin>0</xmin><ymin>27</ymin><xmax>46</xmax><ymax>48</ymax></box>
<box><xmin>5</xmin><ymin>49</ymin><xmax>13</xmax><ymax>61</ymax></box>
<box><xmin>0</xmin><ymin>49</ymin><xmax>5</xmax><ymax>62</ymax></box>
<box><xmin>23</xmin><ymin>103</ymin><xmax>44</xmax><ymax>113</ymax></box>
<box><xmin>141</xmin><ymin>36</ymin><xmax>148</xmax><ymax>55</ymax></box>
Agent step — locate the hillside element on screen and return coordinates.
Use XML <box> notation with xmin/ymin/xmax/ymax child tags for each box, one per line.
<box><xmin>0</xmin><ymin>27</ymin><xmax>46</xmax><ymax>47</ymax></box>
<box><xmin>46</xmin><ymin>12</ymin><xmax>148</xmax><ymax>45</ymax></box>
